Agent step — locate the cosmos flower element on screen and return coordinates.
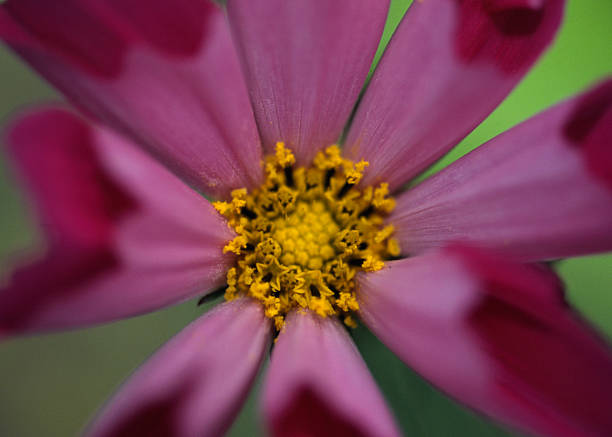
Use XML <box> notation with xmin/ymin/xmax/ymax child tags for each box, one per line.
<box><xmin>1</xmin><ymin>0</ymin><xmax>612</xmax><ymax>436</ymax></box>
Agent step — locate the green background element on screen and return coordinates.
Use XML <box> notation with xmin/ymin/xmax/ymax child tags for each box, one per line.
<box><xmin>0</xmin><ymin>0</ymin><xmax>611</xmax><ymax>435</ymax></box>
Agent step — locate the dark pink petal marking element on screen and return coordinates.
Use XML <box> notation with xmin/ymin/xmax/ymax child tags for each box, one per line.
<box><xmin>3</xmin><ymin>0</ymin><xmax>213</xmax><ymax>76</ymax></box>
<box><xmin>263</xmin><ymin>310</ymin><xmax>400</xmax><ymax>437</ymax></box>
<box><xmin>105</xmin><ymin>380</ymin><xmax>194</xmax><ymax>437</ymax></box>
<box><xmin>455</xmin><ymin>0</ymin><xmax>563</xmax><ymax>73</ymax></box>
<box><xmin>564</xmin><ymin>80</ymin><xmax>612</xmax><ymax>142</ymax></box>
<box><xmin>344</xmin><ymin>0</ymin><xmax>565</xmax><ymax>191</ymax></box>
<box><xmin>0</xmin><ymin>9</ymin><xmax>37</xmax><ymax>45</ymax></box>
<box><xmin>456</xmin><ymin>245</ymin><xmax>612</xmax><ymax>436</ymax></box>
<box><xmin>1</xmin><ymin>108</ymin><xmax>234</xmax><ymax>335</ymax></box>
<box><xmin>7</xmin><ymin>109</ymin><xmax>137</xmax><ymax>246</ymax></box>
<box><xmin>391</xmin><ymin>80</ymin><xmax>612</xmax><ymax>261</ymax></box>
<box><xmin>273</xmin><ymin>389</ymin><xmax>368</xmax><ymax>437</ymax></box>
<box><xmin>1</xmin><ymin>109</ymin><xmax>135</xmax><ymax>332</ymax></box>
<box><xmin>87</xmin><ymin>299</ymin><xmax>271</xmax><ymax>437</ymax></box>
<box><xmin>564</xmin><ymin>79</ymin><xmax>612</xmax><ymax>190</ymax></box>
<box><xmin>357</xmin><ymin>246</ymin><xmax>612</xmax><ymax>437</ymax></box>
<box><xmin>3</xmin><ymin>0</ymin><xmax>127</xmax><ymax>77</ymax></box>
<box><xmin>1</xmin><ymin>0</ymin><xmax>262</xmax><ymax>199</ymax></box>
<box><xmin>106</xmin><ymin>0</ymin><xmax>212</xmax><ymax>56</ymax></box>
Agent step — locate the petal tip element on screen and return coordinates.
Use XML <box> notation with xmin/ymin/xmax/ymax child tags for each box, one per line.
<box><xmin>454</xmin><ymin>0</ymin><xmax>566</xmax><ymax>73</ymax></box>
<box><xmin>564</xmin><ymin>78</ymin><xmax>612</xmax><ymax>190</ymax></box>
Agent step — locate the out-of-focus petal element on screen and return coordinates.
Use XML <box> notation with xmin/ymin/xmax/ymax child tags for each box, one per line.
<box><xmin>263</xmin><ymin>310</ymin><xmax>400</xmax><ymax>437</ymax></box>
<box><xmin>357</xmin><ymin>246</ymin><xmax>612</xmax><ymax>437</ymax></box>
<box><xmin>0</xmin><ymin>0</ymin><xmax>262</xmax><ymax>199</ymax></box>
<box><xmin>391</xmin><ymin>80</ymin><xmax>612</xmax><ymax>261</ymax></box>
<box><xmin>345</xmin><ymin>0</ymin><xmax>565</xmax><ymax>191</ymax></box>
<box><xmin>0</xmin><ymin>108</ymin><xmax>234</xmax><ymax>335</ymax></box>
<box><xmin>87</xmin><ymin>298</ymin><xmax>271</xmax><ymax>437</ymax></box>
<box><xmin>226</xmin><ymin>0</ymin><xmax>389</xmax><ymax>164</ymax></box>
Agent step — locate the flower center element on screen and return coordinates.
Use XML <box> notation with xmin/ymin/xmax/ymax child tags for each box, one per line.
<box><xmin>214</xmin><ymin>143</ymin><xmax>400</xmax><ymax>331</ymax></box>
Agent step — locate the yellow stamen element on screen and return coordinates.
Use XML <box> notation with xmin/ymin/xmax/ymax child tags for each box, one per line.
<box><xmin>345</xmin><ymin>160</ymin><xmax>369</xmax><ymax>184</ymax></box>
<box><xmin>223</xmin><ymin>235</ymin><xmax>248</xmax><ymax>255</ymax></box>
<box><xmin>362</xmin><ymin>255</ymin><xmax>385</xmax><ymax>272</ymax></box>
<box><xmin>275</xmin><ymin>142</ymin><xmax>296</xmax><ymax>167</ymax></box>
<box><xmin>373</xmin><ymin>183</ymin><xmax>396</xmax><ymax>213</ymax></box>
<box><xmin>343</xmin><ymin>315</ymin><xmax>358</xmax><ymax>329</ymax></box>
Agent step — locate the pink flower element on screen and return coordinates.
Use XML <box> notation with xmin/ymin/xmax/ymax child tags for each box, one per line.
<box><xmin>1</xmin><ymin>1</ymin><xmax>612</xmax><ymax>436</ymax></box>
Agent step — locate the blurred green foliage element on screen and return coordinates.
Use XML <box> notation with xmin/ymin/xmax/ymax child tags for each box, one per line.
<box><xmin>0</xmin><ymin>1</ymin><xmax>611</xmax><ymax>436</ymax></box>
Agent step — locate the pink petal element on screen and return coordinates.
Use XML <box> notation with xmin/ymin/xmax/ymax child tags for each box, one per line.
<box><xmin>344</xmin><ymin>0</ymin><xmax>565</xmax><ymax>191</ymax></box>
<box><xmin>357</xmin><ymin>246</ymin><xmax>612</xmax><ymax>437</ymax></box>
<box><xmin>263</xmin><ymin>310</ymin><xmax>400</xmax><ymax>437</ymax></box>
<box><xmin>87</xmin><ymin>298</ymin><xmax>271</xmax><ymax>437</ymax></box>
<box><xmin>1</xmin><ymin>108</ymin><xmax>234</xmax><ymax>335</ymax></box>
<box><xmin>0</xmin><ymin>0</ymin><xmax>262</xmax><ymax>199</ymax></box>
<box><xmin>391</xmin><ymin>80</ymin><xmax>612</xmax><ymax>261</ymax></box>
<box><xmin>226</xmin><ymin>0</ymin><xmax>389</xmax><ymax>164</ymax></box>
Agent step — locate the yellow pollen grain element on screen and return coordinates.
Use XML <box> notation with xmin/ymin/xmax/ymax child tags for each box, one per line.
<box><xmin>275</xmin><ymin>142</ymin><xmax>296</xmax><ymax>167</ymax></box>
<box><xmin>362</xmin><ymin>256</ymin><xmax>385</xmax><ymax>272</ymax></box>
<box><xmin>223</xmin><ymin>235</ymin><xmax>248</xmax><ymax>255</ymax></box>
<box><xmin>387</xmin><ymin>238</ymin><xmax>401</xmax><ymax>257</ymax></box>
<box><xmin>375</xmin><ymin>225</ymin><xmax>395</xmax><ymax>244</ymax></box>
<box><xmin>373</xmin><ymin>183</ymin><xmax>396</xmax><ymax>213</ymax></box>
<box><xmin>214</xmin><ymin>145</ymin><xmax>400</xmax><ymax>330</ymax></box>
<box><xmin>345</xmin><ymin>160</ymin><xmax>369</xmax><ymax>184</ymax></box>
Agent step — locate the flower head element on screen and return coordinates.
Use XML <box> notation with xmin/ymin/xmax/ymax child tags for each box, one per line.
<box><xmin>214</xmin><ymin>143</ymin><xmax>399</xmax><ymax>330</ymax></box>
<box><xmin>1</xmin><ymin>1</ymin><xmax>612</xmax><ymax>436</ymax></box>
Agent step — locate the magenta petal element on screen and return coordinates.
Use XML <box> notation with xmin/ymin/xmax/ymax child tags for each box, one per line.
<box><xmin>391</xmin><ymin>80</ymin><xmax>612</xmax><ymax>261</ymax></box>
<box><xmin>1</xmin><ymin>0</ymin><xmax>262</xmax><ymax>199</ymax></box>
<box><xmin>1</xmin><ymin>108</ymin><xmax>234</xmax><ymax>335</ymax></box>
<box><xmin>86</xmin><ymin>299</ymin><xmax>271</xmax><ymax>437</ymax></box>
<box><xmin>357</xmin><ymin>246</ymin><xmax>612</xmax><ymax>437</ymax></box>
<box><xmin>263</xmin><ymin>310</ymin><xmax>400</xmax><ymax>437</ymax></box>
<box><xmin>345</xmin><ymin>0</ymin><xmax>565</xmax><ymax>191</ymax></box>
<box><xmin>227</xmin><ymin>0</ymin><xmax>389</xmax><ymax>164</ymax></box>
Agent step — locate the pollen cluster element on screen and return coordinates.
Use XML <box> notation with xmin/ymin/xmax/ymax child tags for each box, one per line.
<box><xmin>214</xmin><ymin>143</ymin><xmax>400</xmax><ymax>331</ymax></box>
